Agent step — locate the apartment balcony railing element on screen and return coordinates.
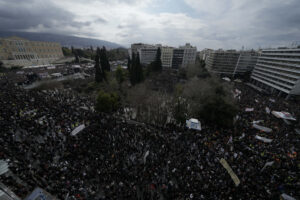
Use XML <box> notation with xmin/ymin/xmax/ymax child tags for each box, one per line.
<box><xmin>251</xmin><ymin>72</ymin><xmax>294</xmax><ymax>89</ymax></box>
<box><xmin>251</xmin><ymin>75</ymin><xmax>290</xmax><ymax>94</ymax></box>
<box><xmin>256</xmin><ymin>63</ymin><xmax>300</xmax><ymax>74</ymax></box>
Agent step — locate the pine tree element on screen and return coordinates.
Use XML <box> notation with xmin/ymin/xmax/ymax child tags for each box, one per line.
<box><xmin>100</xmin><ymin>46</ymin><xmax>111</xmax><ymax>71</ymax></box>
<box><xmin>151</xmin><ymin>47</ymin><xmax>162</xmax><ymax>72</ymax></box>
<box><xmin>135</xmin><ymin>53</ymin><xmax>144</xmax><ymax>83</ymax></box>
<box><xmin>95</xmin><ymin>47</ymin><xmax>103</xmax><ymax>82</ymax></box>
<box><xmin>129</xmin><ymin>53</ymin><xmax>136</xmax><ymax>85</ymax></box>
<box><xmin>127</xmin><ymin>57</ymin><xmax>131</xmax><ymax>72</ymax></box>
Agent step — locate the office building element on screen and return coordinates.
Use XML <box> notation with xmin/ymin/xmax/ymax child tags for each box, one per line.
<box><xmin>206</xmin><ymin>50</ymin><xmax>259</xmax><ymax>75</ymax></box>
<box><xmin>181</xmin><ymin>43</ymin><xmax>197</xmax><ymax>68</ymax></box>
<box><xmin>251</xmin><ymin>47</ymin><xmax>300</xmax><ymax>96</ymax></box>
<box><xmin>172</xmin><ymin>49</ymin><xmax>184</xmax><ymax>69</ymax></box>
<box><xmin>161</xmin><ymin>46</ymin><xmax>174</xmax><ymax>68</ymax></box>
<box><xmin>138</xmin><ymin>45</ymin><xmax>159</xmax><ymax>65</ymax></box>
<box><xmin>199</xmin><ymin>48</ymin><xmax>213</xmax><ymax>62</ymax></box>
<box><xmin>128</xmin><ymin>43</ymin><xmax>197</xmax><ymax>69</ymax></box>
<box><xmin>0</xmin><ymin>37</ymin><xmax>64</xmax><ymax>67</ymax></box>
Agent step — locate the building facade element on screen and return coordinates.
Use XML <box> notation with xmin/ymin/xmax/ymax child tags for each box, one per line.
<box><xmin>0</xmin><ymin>37</ymin><xmax>64</xmax><ymax>67</ymax></box>
<box><xmin>181</xmin><ymin>43</ymin><xmax>197</xmax><ymax>68</ymax></box>
<box><xmin>172</xmin><ymin>49</ymin><xmax>184</xmax><ymax>69</ymax></box>
<box><xmin>199</xmin><ymin>48</ymin><xmax>213</xmax><ymax>62</ymax></box>
<box><xmin>161</xmin><ymin>46</ymin><xmax>174</xmax><ymax>68</ymax></box>
<box><xmin>206</xmin><ymin>50</ymin><xmax>259</xmax><ymax>75</ymax></box>
<box><xmin>138</xmin><ymin>46</ymin><xmax>159</xmax><ymax>65</ymax></box>
<box><xmin>251</xmin><ymin>47</ymin><xmax>300</xmax><ymax>96</ymax></box>
<box><xmin>128</xmin><ymin>43</ymin><xmax>197</xmax><ymax>69</ymax></box>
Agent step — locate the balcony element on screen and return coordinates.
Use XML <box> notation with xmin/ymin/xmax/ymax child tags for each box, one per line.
<box><xmin>256</xmin><ymin>63</ymin><xmax>300</xmax><ymax>74</ymax></box>
<box><xmin>251</xmin><ymin>72</ymin><xmax>294</xmax><ymax>89</ymax></box>
<box><xmin>251</xmin><ymin>75</ymin><xmax>290</xmax><ymax>94</ymax></box>
<box><xmin>261</xmin><ymin>52</ymin><xmax>300</xmax><ymax>57</ymax></box>
<box><xmin>258</xmin><ymin>59</ymin><xmax>300</xmax><ymax>68</ymax></box>
<box><xmin>254</xmin><ymin>66</ymin><xmax>300</xmax><ymax>79</ymax></box>
<box><xmin>253</xmin><ymin>69</ymin><xmax>296</xmax><ymax>85</ymax></box>
<box><xmin>259</xmin><ymin>56</ymin><xmax>300</xmax><ymax>63</ymax></box>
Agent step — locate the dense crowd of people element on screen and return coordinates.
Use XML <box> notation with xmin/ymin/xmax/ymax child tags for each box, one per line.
<box><xmin>0</xmin><ymin>75</ymin><xmax>299</xmax><ymax>199</ymax></box>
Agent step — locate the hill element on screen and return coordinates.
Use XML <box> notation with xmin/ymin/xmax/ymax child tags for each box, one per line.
<box><xmin>0</xmin><ymin>31</ymin><xmax>123</xmax><ymax>49</ymax></box>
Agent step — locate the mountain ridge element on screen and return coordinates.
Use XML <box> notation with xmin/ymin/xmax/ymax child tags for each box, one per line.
<box><xmin>0</xmin><ymin>31</ymin><xmax>123</xmax><ymax>49</ymax></box>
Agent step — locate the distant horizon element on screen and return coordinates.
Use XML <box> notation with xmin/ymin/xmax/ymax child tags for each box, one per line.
<box><xmin>2</xmin><ymin>30</ymin><xmax>299</xmax><ymax>51</ymax></box>
<box><xmin>1</xmin><ymin>0</ymin><xmax>300</xmax><ymax>50</ymax></box>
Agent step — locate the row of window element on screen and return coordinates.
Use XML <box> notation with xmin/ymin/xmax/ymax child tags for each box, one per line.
<box><xmin>15</xmin><ymin>54</ymin><xmax>61</xmax><ymax>60</ymax></box>
<box><xmin>252</xmin><ymin>71</ymin><xmax>294</xmax><ymax>87</ymax></box>
<box><xmin>258</xmin><ymin>61</ymin><xmax>300</xmax><ymax>72</ymax></box>
<box><xmin>8</xmin><ymin>41</ymin><xmax>59</xmax><ymax>47</ymax></box>
<box><xmin>252</xmin><ymin>74</ymin><xmax>291</xmax><ymax>92</ymax></box>
<box><xmin>254</xmin><ymin>68</ymin><xmax>298</xmax><ymax>83</ymax></box>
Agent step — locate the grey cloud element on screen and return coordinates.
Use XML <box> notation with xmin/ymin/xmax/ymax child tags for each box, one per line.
<box><xmin>94</xmin><ymin>17</ymin><xmax>107</xmax><ymax>24</ymax></box>
<box><xmin>0</xmin><ymin>0</ymin><xmax>91</xmax><ymax>33</ymax></box>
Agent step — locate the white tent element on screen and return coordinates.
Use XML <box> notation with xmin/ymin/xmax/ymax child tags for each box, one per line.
<box><xmin>0</xmin><ymin>160</ymin><xmax>9</xmax><ymax>175</ymax></box>
<box><xmin>186</xmin><ymin>118</ymin><xmax>201</xmax><ymax>131</ymax></box>
<box><xmin>252</xmin><ymin>124</ymin><xmax>272</xmax><ymax>133</ymax></box>
<box><xmin>222</xmin><ymin>77</ymin><xmax>231</xmax><ymax>82</ymax></box>
<box><xmin>272</xmin><ymin>111</ymin><xmax>296</xmax><ymax>121</ymax></box>
<box><xmin>255</xmin><ymin>135</ymin><xmax>273</xmax><ymax>143</ymax></box>
<box><xmin>71</xmin><ymin>124</ymin><xmax>85</xmax><ymax>136</ymax></box>
<box><xmin>245</xmin><ymin>108</ymin><xmax>254</xmax><ymax>112</ymax></box>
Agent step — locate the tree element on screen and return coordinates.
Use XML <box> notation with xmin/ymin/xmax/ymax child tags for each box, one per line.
<box><xmin>172</xmin><ymin>84</ymin><xmax>188</xmax><ymax>125</ymax></box>
<box><xmin>127</xmin><ymin>57</ymin><xmax>131</xmax><ymax>72</ymax></box>
<box><xmin>182</xmin><ymin>77</ymin><xmax>238</xmax><ymax>128</ymax></box>
<box><xmin>100</xmin><ymin>46</ymin><xmax>111</xmax><ymax>71</ymax></box>
<box><xmin>62</xmin><ymin>47</ymin><xmax>73</xmax><ymax>56</ymax></box>
<box><xmin>115</xmin><ymin>66</ymin><xmax>125</xmax><ymax>84</ymax></box>
<box><xmin>129</xmin><ymin>53</ymin><xmax>136</xmax><ymax>85</ymax></box>
<box><xmin>135</xmin><ymin>53</ymin><xmax>144</xmax><ymax>83</ymax></box>
<box><xmin>151</xmin><ymin>47</ymin><xmax>162</xmax><ymax>72</ymax></box>
<box><xmin>95</xmin><ymin>90</ymin><xmax>119</xmax><ymax>113</ymax></box>
<box><xmin>95</xmin><ymin>47</ymin><xmax>103</xmax><ymax>82</ymax></box>
<box><xmin>199</xmin><ymin>96</ymin><xmax>238</xmax><ymax>128</ymax></box>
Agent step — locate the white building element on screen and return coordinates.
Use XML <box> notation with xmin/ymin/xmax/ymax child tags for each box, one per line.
<box><xmin>181</xmin><ymin>43</ymin><xmax>197</xmax><ymax>68</ymax></box>
<box><xmin>138</xmin><ymin>45</ymin><xmax>159</xmax><ymax>65</ymax></box>
<box><xmin>206</xmin><ymin>50</ymin><xmax>259</xmax><ymax>75</ymax></box>
<box><xmin>128</xmin><ymin>43</ymin><xmax>197</xmax><ymax>69</ymax></box>
<box><xmin>251</xmin><ymin>47</ymin><xmax>300</xmax><ymax>97</ymax></box>
<box><xmin>161</xmin><ymin>46</ymin><xmax>174</xmax><ymax>68</ymax></box>
<box><xmin>199</xmin><ymin>48</ymin><xmax>213</xmax><ymax>62</ymax></box>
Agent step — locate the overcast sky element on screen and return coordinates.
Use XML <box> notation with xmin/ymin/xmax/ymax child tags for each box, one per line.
<box><xmin>1</xmin><ymin>0</ymin><xmax>300</xmax><ymax>50</ymax></box>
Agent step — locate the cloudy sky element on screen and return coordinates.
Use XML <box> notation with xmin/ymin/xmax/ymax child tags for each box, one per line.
<box><xmin>1</xmin><ymin>0</ymin><xmax>300</xmax><ymax>50</ymax></box>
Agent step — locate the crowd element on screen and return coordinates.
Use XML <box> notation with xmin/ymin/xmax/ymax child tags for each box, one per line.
<box><xmin>0</xmin><ymin>75</ymin><xmax>299</xmax><ymax>199</ymax></box>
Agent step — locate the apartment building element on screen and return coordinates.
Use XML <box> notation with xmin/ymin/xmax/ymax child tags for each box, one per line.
<box><xmin>0</xmin><ymin>37</ymin><xmax>64</xmax><ymax>67</ymax></box>
<box><xmin>206</xmin><ymin>50</ymin><xmax>240</xmax><ymax>74</ymax></box>
<box><xmin>128</xmin><ymin>43</ymin><xmax>197</xmax><ymax>69</ymax></box>
<box><xmin>181</xmin><ymin>43</ymin><xmax>197</xmax><ymax>68</ymax></box>
<box><xmin>161</xmin><ymin>46</ymin><xmax>173</xmax><ymax>68</ymax></box>
<box><xmin>206</xmin><ymin>50</ymin><xmax>259</xmax><ymax>75</ymax></box>
<box><xmin>251</xmin><ymin>47</ymin><xmax>300</xmax><ymax>96</ymax></box>
<box><xmin>172</xmin><ymin>49</ymin><xmax>184</xmax><ymax>69</ymax></box>
<box><xmin>199</xmin><ymin>48</ymin><xmax>213</xmax><ymax>62</ymax></box>
<box><xmin>138</xmin><ymin>45</ymin><xmax>159</xmax><ymax>65</ymax></box>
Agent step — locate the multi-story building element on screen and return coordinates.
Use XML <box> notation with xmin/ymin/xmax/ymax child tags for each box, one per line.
<box><xmin>251</xmin><ymin>47</ymin><xmax>300</xmax><ymax>97</ymax></box>
<box><xmin>199</xmin><ymin>48</ymin><xmax>213</xmax><ymax>62</ymax></box>
<box><xmin>128</xmin><ymin>43</ymin><xmax>197</xmax><ymax>69</ymax></box>
<box><xmin>181</xmin><ymin>43</ymin><xmax>197</xmax><ymax>68</ymax></box>
<box><xmin>234</xmin><ymin>51</ymin><xmax>259</xmax><ymax>74</ymax></box>
<box><xmin>161</xmin><ymin>46</ymin><xmax>174</xmax><ymax>68</ymax></box>
<box><xmin>206</xmin><ymin>50</ymin><xmax>259</xmax><ymax>75</ymax></box>
<box><xmin>0</xmin><ymin>36</ymin><xmax>64</xmax><ymax>67</ymax></box>
<box><xmin>138</xmin><ymin>45</ymin><xmax>159</xmax><ymax>65</ymax></box>
<box><xmin>172</xmin><ymin>49</ymin><xmax>184</xmax><ymax>69</ymax></box>
<box><xmin>206</xmin><ymin>50</ymin><xmax>240</xmax><ymax>74</ymax></box>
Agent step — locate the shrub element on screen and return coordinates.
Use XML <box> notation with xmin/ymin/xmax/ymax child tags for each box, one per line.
<box><xmin>95</xmin><ymin>90</ymin><xmax>119</xmax><ymax>113</ymax></box>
